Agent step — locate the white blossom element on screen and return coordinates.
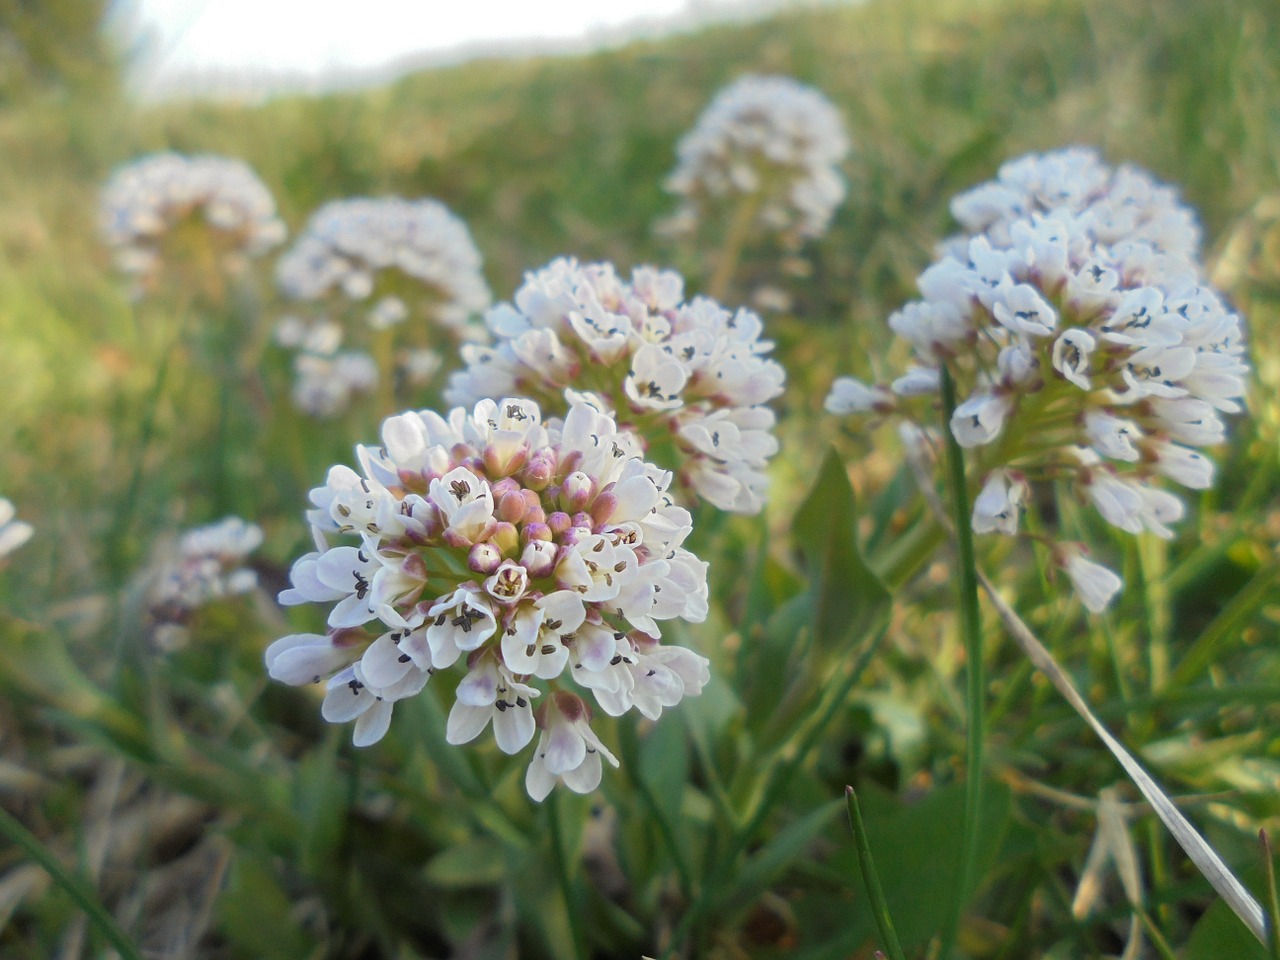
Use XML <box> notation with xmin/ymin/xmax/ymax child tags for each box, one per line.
<box><xmin>0</xmin><ymin>499</ymin><xmax>33</xmax><ymax>558</ymax></box>
<box><xmin>971</xmin><ymin>470</ymin><xmax>1027</xmax><ymax>535</ymax></box>
<box><xmin>265</xmin><ymin>397</ymin><xmax>711</xmax><ymax>797</ymax></box>
<box><xmin>446</xmin><ymin>258</ymin><xmax>784</xmax><ymax>513</ymax></box>
<box><xmin>825</xmin><ymin>376</ymin><xmax>893</xmax><ymax>414</ymax></box>
<box><xmin>99</xmin><ymin>152</ymin><xmax>285</xmax><ymax>290</ymax></box>
<box><xmin>1059</xmin><ymin>547</ymin><xmax>1124</xmax><ymax>613</ymax></box>
<box><xmin>663</xmin><ymin>75</ymin><xmax>850</xmax><ymax>244</ymax></box>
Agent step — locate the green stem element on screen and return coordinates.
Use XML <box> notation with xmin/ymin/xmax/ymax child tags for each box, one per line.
<box><xmin>548</xmin><ymin>791</ymin><xmax>587</xmax><ymax>960</ymax></box>
<box><xmin>0</xmin><ymin>803</ymin><xmax>144</xmax><ymax>960</ymax></box>
<box><xmin>938</xmin><ymin>363</ymin><xmax>986</xmax><ymax>960</ymax></box>
<box><xmin>1263</xmin><ymin>830</ymin><xmax>1280</xmax><ymax>960</ymax></box>
<box><xmin>618</xmin><ymin>721</ymin><xmax>694</xmax><ymax>899</ymax></box>
<box><xmin>705</xmin><ymin>192</ymin><xmax>761</xmax><ymax>301</ymax></box>
<box><xmin>845</xmin><ymin>786</ymin><xmax>908</xmax><ymax>960</ymax></box>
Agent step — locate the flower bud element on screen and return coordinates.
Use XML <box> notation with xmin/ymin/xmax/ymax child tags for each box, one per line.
<box><xmin>522</xmin><ymin>521</ymin><xmax>552</xmax><ymax>545</ymax></box>
<box><xmin>520</xmin><ymin>539</ymin><xmax>557</xmax><ymax>578</ymax></box>
<box><xmin>498</xmin><ymin>490</ymin><xmax>528</xmax><ymax>524</ymax></box>
<box><xmin>468</xmin><ymin>542</ymin><xmax>503</xmax><ymax>574</ymax></box>
<box><xmin>492</xmin><ymin>521</ymin><xmax>519</xmax><ymax>557</ymax></box>
<box><xmin>589</xmin><ymin>491</ymin><xmax>618</xmax><ymax>527</ymax></box>
<box><xmin>547</xmin><ymin>511</ymin><xmax>572</xmax><ymax>536</ymax></box>
<box><xmin>485</xmin><ymin>441</ymin><xmax>528</xmax><ymax>478</ymax></box>
<box><xmin>562</xmin><ymin>471</ymin><xmax>594</xmax><ymax>512</ymax></box>
<box><xmin>521</xmin><ymin>451</ymin><xmax>555</xmax><ymax>491</ymax></box>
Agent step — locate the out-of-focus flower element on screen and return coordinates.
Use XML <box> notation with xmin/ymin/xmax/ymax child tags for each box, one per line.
<box><xmin>265</xmin><ymin>397</ymin><xmax>710</xmax><ymax>798</ymax></box>
<box><xmin>100</xmin><ymin>153</ymin><xmax>285</xmax><ymax>292</ymax></box>
<box><xmin>273</xmin><ymin>197</ymin><xmax>491</xmax><ymax>414</ymax></box>
<box><xmin>827</xmin><ymin>148</ymin><xmax>1248</xmax><ymax>611</ymax></box>
<box><xmin>148</xmin><ymin>517</ymin><xmax>263</xmax><ymax>646</ymax></box>
<box><xmin>446</xmin><ymin>258</ymin><xmax>785</xmax><ymax>513</ymax></box>
<box><xmin>663</xmin><ymin>75</ymin><xmax>850</xmax><ymax>246</ymax></box>
<box><xmin>0</xmin><ymin>498</ymin><xmax>33</xmax><ymax>559</ymax></box>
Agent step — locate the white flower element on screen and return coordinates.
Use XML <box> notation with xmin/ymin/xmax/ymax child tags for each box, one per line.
<box><xmin>148</xmin><ymin>517</ymin><xmax>262</xmax><ymax>625</ymax></box>
<box><xmin>1084</xmin><ymin>411</ymin><xmax>1142</xmax><ymax>462</ymax></box>
<box><xmin>445</xmin><ymin>258</ymin><xmax>784</xmax><ymax>513</ymax></box>
<box><xmin>525</xmin><ymin>692</ymin><xmax>620</xmax><ymax>801</ymax></box>
<box><xmin>1152</xmin><ymin>441</ymin><xmax>1213</xmax><ymax>489</ymax></box>
<box><xmin>971</xmin><ymin>470</ymin><xmax>1027</xmax><ymax>535</ymax></box>
<box><xmin>99</xmin><ymin>152</ymin><xmax>285</xmax><ymax>287</ymax></box>
<box><xmin>445</xmin><ymin>655</ymin><xmax>538</xmax><ymax>754</ymax></box>
<box><xmin>1059</xmin><ymin>547</ymin><xmax>1123</xmax><ymax>613</ymax></box>
<box><xmin>267</xmin><ymin>397</ymin><xmax>710</xmax><ymax>792</ymax></box>
<box><xmin>0</xmin><ymin>499</ymin><xmax>33</xmax><ymax>558</ymax></box>
<box><xmin>950</xmin><ymin>393</ymin><xmax>1013</xmax><ymax>447</ymax></box>
<box><xmin>825</xmin><ymin>376</ymin><xmax>893</xmax><ymax>414</ymax></box>
<box><xmin>1052</xmin><ymin>329</ymin><xmax>1096</xmax><ymax>390</ymax></box>
<box><xmin>663</xmin><ymin>74</ymin><xmax>850</xmax><ymax>244</ymax></box>
<box><xmin>891</xmin><ymin>367</ymin><xmax>940</xmax><ymax>397</ymax></box>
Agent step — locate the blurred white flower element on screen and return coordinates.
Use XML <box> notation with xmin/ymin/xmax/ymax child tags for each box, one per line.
<box><xmin>0</xmin><ymin>498</ymin><xmax>33</xmax><ymax>558</ymax></box>
<box><xmin>664</xmin><ymin>74</ymin><xmax>850</xmax><ymax>245</ymax></box>
<box><xmin>99</xmin><ymin>152</ymin><xmax>285</xmax><ymax>289</ymax></box>
<box><xmin>148</xmin><ymin>517</ymin><xmax>263</xmax><ymax>638</ymax></box>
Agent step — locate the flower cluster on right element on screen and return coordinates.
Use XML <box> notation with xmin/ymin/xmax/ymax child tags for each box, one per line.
<box><xmin>827</xmin><ymin>148</ymin><xmax>1249</xmax><ymax>611</ymax></box>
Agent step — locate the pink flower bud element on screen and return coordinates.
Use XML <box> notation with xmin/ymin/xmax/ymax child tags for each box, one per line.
<box><xmin>468</xmin><ymin>542</ymin><xmax>503</xmax><ymax>574</ymax></box>
<box><xmin>520</xmin><ymin>539</ymin><xmax>557</xmax><ymax>578</ymax></box>
<box><xmin>562</xmin><ymin>471</ymin><xmax>594</xmax><ymax>512</ymax></box>
<box><xmin>547</xmin><ymin>511</ymin><xmax>572</xmax><ymax>536</ymax></box>
<box><xmin>498</xmin><ymin>490</ymin><xmax>528</xmax><ymax>524</ymax></box>
<box><xmin>522</xmin><ymin>522</ymin><xmax>552</xmax><ymax>545</ymax></box>
<box><xmin>589</xmin><ymin>491</ymin><xmax>618</xmax><ymax>527</ymax></box>
<box><xmin>485</xmin><ymin>442</ymin><xmax>527</xmax><ymax>478</ymax></box>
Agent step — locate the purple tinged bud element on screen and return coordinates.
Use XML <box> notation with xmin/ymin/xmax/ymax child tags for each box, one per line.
<box><xmin>485</xmin><ymin>442</ymin><xmax>527</xmax><ymax>478</ymax></box>
<box><xmin>522</xmin><ymin>522</ymin><xmax>552</xmax><ymax>545</ymax></box>
<box><xmin>498</xmin><ymin>490</ymin><xmax>528</xmax><ymax>524</ymax></box>
<box><xmin>468</xmin><ymin>542</ymin><xmax>503</xmax><ymax>574</ymax></box>
<box><xmin>571</xmin><ymin>512</ymin><xmax>593</xmax><ymax>530</ymax></box>
<box><xmin>490</xmin><ymin>477</ymin><xmax>521</xmax><ymax>499</ymax></box>
<box><xmin>558</xmin><ymin>449</ymin><xmax>583</xmax><ymax>478</ymax></box>
<box><xmin>443</xmin><ymin>527</ymin><xmax>473</xmax><ymax>549</ymax></box>
<box><xmin>493</xmin><ymin>521</ymin><xmax>519</xmax><ymax>556</ymax></box>
<box><xmin>520</xmin><ymin>539</ymin><xmax>557</xmax><ymax>578</ymax></box>
<box><xmin>522</xmin><ymin>451</ymin><xmax>555</xmax><ymax>490</ymax></box>
<box><xmin>563</xmin><ymin>471</ymin><xmax>594</xmax><ymax>512</ymax></box>
<box><xmin>461</xmin><ymin>455</ymin><xmax>486</xmax><ymax>475</ymax></box>
<box><xmin>547</xmin><ymin>511</ymin><xmax>572</xmax><ymax>535</ymax></box>
<box><xmin>589</xmin><ymin>492</ymin><xmax>618</xmax><ymax>527</ymax></box>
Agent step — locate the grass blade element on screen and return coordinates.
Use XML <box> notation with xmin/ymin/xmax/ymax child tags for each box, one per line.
<box><xmin>845</xmin><ymin>786</ymin><xmax>908</xmax><ymax>960</ymax></box>
<box><xmin>0</xmin><ymin>803</ymin><xmax>144</xmax><ymax>960</ymax></box>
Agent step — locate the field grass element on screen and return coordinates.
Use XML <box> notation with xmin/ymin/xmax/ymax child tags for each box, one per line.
<box><xmin>1</xmin><ymin>0</ymin><xmax>1279</xmax><ymax>956</ymax></box>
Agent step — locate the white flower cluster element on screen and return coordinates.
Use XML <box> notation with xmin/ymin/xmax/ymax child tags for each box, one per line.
<box><xmin>99</xmin><ymin>152</ymin><xmax>286</xmax><ymax>282</ymax></box>
<box><xmin>274</xmin><ymin>316</ymin><xmax>380</xmax><ymax>418</ymax></box>
<box><xmin>446</xmin><ymin>258</ymin><xmax>784</xmax><ymax>513</ymax></box>
<box><xmin>0</xmin><ymin>498</ymin><xmax>33</xmax><ymax>559</ymax></box>
<box><xmin>275</xmin><ymin>197</ymin><xmax>491</xmax><ymax>339</ymax></box>
<box><xmin>265</xmin><ymin>398</ymin><xmax>711</xmax><ymax>800</ymax></box>
<box><xmin>149</xmin><ymin>517</ymin><xmax>263</xmax><ymax>627</ymax></box>
<box><xmin>664</xmin><ymin>74</ymin><xmax>850</xmax><ymax>244</ymax></box>
<box><xmin>827</xmin><ymin>148</ymin><xmax>1248</xmax><ymax>612</ymax></box>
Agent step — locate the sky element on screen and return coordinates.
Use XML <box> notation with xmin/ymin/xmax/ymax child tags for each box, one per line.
<box><xmin>122</xmin><ymin>0</ymin><xmax>780</xmax><ymax>97</ymax></box>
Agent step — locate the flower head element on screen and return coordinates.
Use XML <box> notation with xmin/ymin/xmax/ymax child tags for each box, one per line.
<box><xmin>827</xmin><ymin>148</ymin><xmax>1248</xmax><ymax>610</ymax></box>
<box><xmin>274</xmin><ymin>197</ymin><xmax>491</xmax><ymax>415</ymax></box>
<box><xmin>663</xmin><ymin>75</ymin><xmax>850</xmax><ymax>246</ymax></box>
<box><xmin>265</xmin><ymin>397</ymin><xmax>711</xmax><ymax>799</ymax></box>
<box><xmin>100</xmin><ymin>153</ymin><xmax>285</xmax><ymax>293</ymax></box>
<box><xmin>148</xmin><ymin>517</ymin><xmax>263</xmax><ymax>645</ymax></box>
<box><xmin>446</xmin><ymin>258</ymin><xmax>785</xmax><ymax>513</ymax></box>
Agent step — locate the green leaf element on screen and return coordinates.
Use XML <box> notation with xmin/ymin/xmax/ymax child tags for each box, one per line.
<box><xmin>859</xmin><ymin>780</ymin><xmax>1012</xmax><ymax>952</ymax></box>
<box><xmin>1186</xmin><ymin>898</ymin><xmax>1271</xmax><ymax>960</ymax></box>
<box><xmin>217</xmin><ymin>853</ymin><xmax>313</xmax><ymax>960</ymax></box>
<box><xmin>721</xmin><ymin>798</ymin><xmax>845</xmax><ymax>912</ymax></box>
<box><xmin>792</xmin><ymin>448</ymin><xmax>891</xmax><ymax>651</ymax></box>
<box><xmin>425</xmin><ymin>837</ymin><xmax>509</xmax><ymax>888</ymax></box>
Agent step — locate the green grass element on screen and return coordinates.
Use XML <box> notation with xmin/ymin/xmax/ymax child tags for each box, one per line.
<box><xmin>1</xmin><ymin>0</ymin><xmax>1279</xmax><ymax>956</ymax></box>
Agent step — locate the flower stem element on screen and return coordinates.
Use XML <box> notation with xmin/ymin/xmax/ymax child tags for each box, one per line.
<box><xmin>705</xmin><ymin>192</ymin><xmax>760</xmax><ymax>301</ymax></box>
<box><xmin>938</xmin><ymin>363</ymin><xmax>986</xmax><ymax>960</ymax></box>
<box><xmin>548</xmin><ymin>790</ymin><xmax>587</xmax><ymax>960</ymax></box>
<box><xmin>845</xmin><ymin>785</ymin><xmax>908</xmax><ymax>960</ymax></box>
